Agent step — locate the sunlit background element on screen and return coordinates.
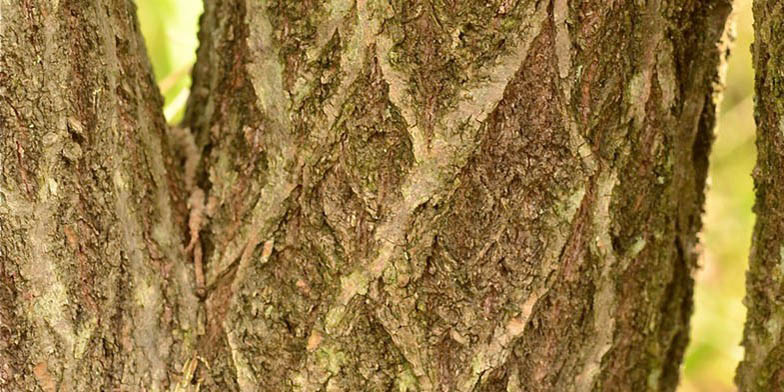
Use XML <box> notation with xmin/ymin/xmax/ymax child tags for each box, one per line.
<box><xmin>135</xmin><ymin>0</ymin><xmax>755</xmax><ymax>390</ymax></box>
<box><xmin>137</xmin><ymin>0</ymin><xmax>201</xmax><ymax>123</ymax></box>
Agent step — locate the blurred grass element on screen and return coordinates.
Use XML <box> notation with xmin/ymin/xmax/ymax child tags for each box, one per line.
<box><xmin>679</xmin><ymin>1</ymin><xmax>755</xmax><ymax>391</ymax></box>
<box><xmin>135</xmin><ymin>1</ymin><xmax>755</xmax><ymax>390</ymax></box>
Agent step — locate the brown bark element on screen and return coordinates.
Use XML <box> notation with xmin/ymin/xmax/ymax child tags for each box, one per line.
<box><xmin>184</xmin><ymin>1</ymin><xmax>730</xmax><ymax>391</ymax></box>
<box><xmin>0</xmin><ymin>1</ymin><xmax>199</xmax><ymax>391</ymax></box>
<box><xmin>0</xmin><ymin>0</ymin><xmax>731</xmax><ymax>391</ymax></box>
<box><xmin>737</xmin><ymin>1</ymin><xmax>784</xmax><ymax>390</ymax></box>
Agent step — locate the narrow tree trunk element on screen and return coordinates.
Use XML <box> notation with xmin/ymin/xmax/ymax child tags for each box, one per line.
<box><xmin>0</xmin><ymin>1</ymin><xmax>199</xmax><ymax>391</ymax></box>
<box><xmin>1</xmin><ymin>0</ymin><xmax>731</xmax><ymax>391</ymax></box>
<box><xmin>184</xmin><ymin>1</ymin><xmax>730</xmax><ymax>391</ymax></box>
<box><xmin>737</xmin><ymin>1</ymin><xmax>784</xmax><ymax>390</ymax></box>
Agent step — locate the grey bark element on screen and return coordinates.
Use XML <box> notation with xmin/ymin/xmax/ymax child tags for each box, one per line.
<box><xmin>0</xmin><ymin>0</ymin><xmax>730</xmax><ymax>391</ymax></box>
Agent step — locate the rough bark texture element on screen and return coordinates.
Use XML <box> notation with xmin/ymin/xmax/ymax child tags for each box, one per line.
<box><xmin>737</xmin><ymin>1</ymin><xmax>784</xmax><ymax>390</ymax></box>
<box><xmin>0</xmin><ymin>1</ymin><xmax>199</xmax><ymax>391</ymax></box>
<box><xmin>0</xmin><ymin>0</ymin><xmax>731</xmax><ymax>391</ymax></box>
<box><xmin>183</xmin><ymin>0</ymin><xmax>730</xmax><ymax>391</ymax></box>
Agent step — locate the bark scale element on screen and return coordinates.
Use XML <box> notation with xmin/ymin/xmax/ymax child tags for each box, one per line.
<box><xmin>737</xmin><ymin>1</ymin><xmax>784</xmax><ymax>390</ymax></box>
<box><xmin>0</xmin><ymin>0</ymin><xmax>731</xmax><ymax>391</ymax></box>
<box><xmin>185</xmin><ymin>0</ymin><xmax>730</xmax><ymax>391</ymax></box>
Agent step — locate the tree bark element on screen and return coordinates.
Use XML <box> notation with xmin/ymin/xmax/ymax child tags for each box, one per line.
<box><xmin>737</xmin><ymin>1</ymin><xmax>784</xmax><ymax>390</ymax></box>
<box><xmin>1</xmin><ymin>0</ymin><xmax>730</xmax><ymax>391</ymax></box>
<box><xmin>0</xmin><ymin>1</ymin><xmax>199</xmax><ymax>391</ymax></box>
<box><xmin>184</xmin><ymin>1</ymin><xmax>730</xmax><ymax>391</ymax></box>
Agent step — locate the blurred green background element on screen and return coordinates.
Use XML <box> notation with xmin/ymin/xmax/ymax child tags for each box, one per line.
<box><xmin>137</xmin><ymin>0</ymin><xmax>202</xmax><ymax>123</ymax></box>
<box><xmin>135</xmin><ymin>0</ymin><xmax>755</xmax><ymax>390</ymax></box>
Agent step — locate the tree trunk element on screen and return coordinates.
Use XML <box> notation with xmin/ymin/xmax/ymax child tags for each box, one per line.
<box><xmin>184</xmin><ymin>1</ymin><xmax>730</xmax><ymax>390</ymax></box>
<box><xmin>1</xmin><ymin>1</ymin><xmax>730</xmax><ymax>391</ymax></box>
<box><xmin>737</xmin><ymin>1</ymin><xmax>784</xmax><ymax>390</ymax></box>
<box><xmin>0</xmin><ymin>1</ymin><xmax>199</xmax><ymax>391</ymax></box>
